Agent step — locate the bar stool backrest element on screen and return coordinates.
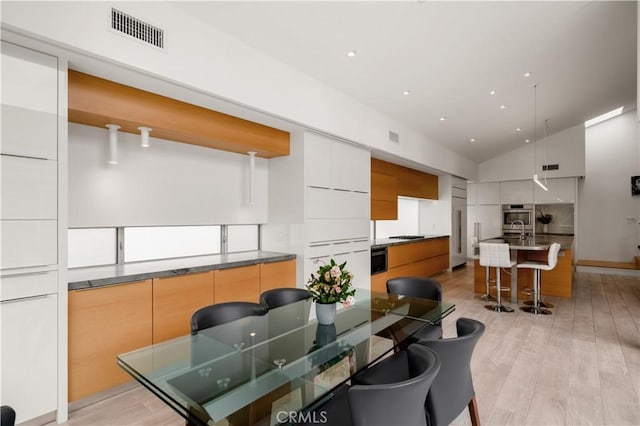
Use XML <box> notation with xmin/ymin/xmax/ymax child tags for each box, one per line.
<box><xmin>479</xmin><ymin>243</ymin><xmax>512</xmax><ymax>268</ymax></box>
<box><xmin>546</xmin><ymin>242</ymin><xmax>562</xmax><ymax>270</ymax></box>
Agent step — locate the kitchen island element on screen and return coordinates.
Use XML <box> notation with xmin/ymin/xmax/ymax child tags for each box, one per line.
<box><xmin>474</xmin><ymin>235</ymin><xmax>574</xmax><ymax>303</ymax></box>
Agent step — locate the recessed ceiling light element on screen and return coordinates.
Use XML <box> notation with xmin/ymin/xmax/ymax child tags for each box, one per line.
<box><xmin>500</xmin><ymin>105</ymin><xmax>506</xmax><ymax>110</ymax></box>
<box><xmin>524</xmin><ymin>72</ymin><xmax>532</xmax><ymax>78</ymax></box>
<box><xmin>440</xmin><ymin>116</ymin><xmax>446</xmax><ymax>121</ymax></box>
<box><xmin>347</xmin><ymin>50</ymin><xmax>357</xmax><ymax>57</ymax></box>
<box><xmin>470</xmin><ymin>138</ymin><xmax>475</xmax><ymax>142</ymax></box>
<box><xmin>525</xmin><ymin>139</ymin><xmax>530</xmax><ymax>143</ymax></box>
<box><xmin>403</xmin><ymin>90</ymin><xmax>411</xmax><ymax>95</ymax></box>
<box><xmin>516</xmin><ymin>127</ymin><xmax>521</xmax><ymax>132</ymax></box>
<box><xmin>489</xmin><ymin>90</ymin><xmax>496</xmax><ymax>95</ymax></box>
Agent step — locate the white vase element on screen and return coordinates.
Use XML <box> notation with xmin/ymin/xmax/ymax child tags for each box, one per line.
<box><xmin>315</xmin><ymin>302</ymin><xmax>336</xmax><ymax>325</ymax></box>
<box><xmin>542</xmin><ymin>224</ymin><xmax>549</xmax><ymax>234</ymax></box>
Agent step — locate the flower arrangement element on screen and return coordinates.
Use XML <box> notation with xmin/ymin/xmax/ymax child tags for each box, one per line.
<box><xmin>306</xmin><ymin>259</ymin><xmax>356</xmax><ymax>306</ymax></box>
<box><xmin>536</xmin><ymin>208</ymin><xmax>553</xmax><ymax>224</ymax></box>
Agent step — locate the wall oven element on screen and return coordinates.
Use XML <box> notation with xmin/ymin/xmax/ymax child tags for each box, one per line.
<box><xmin>371</xmin><ymin>247</ymin><xmax>388</xmax><ymax>275</ymax></box>
<box><xmin>502</xmin><ymin>204</ymin><xmax>533</xmax><ymax>234</ymax></box>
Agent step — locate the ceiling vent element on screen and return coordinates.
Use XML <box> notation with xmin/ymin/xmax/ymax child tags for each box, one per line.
<box><xmin>542</xmin><ymin>164</ymin><xmax>559</xmax><ymax>171</ymax></box>
<box><xmin>388</xmin><ymin>131</ymin><xmax>400</xmax><ymax>143</ymax></box>
<box><xmin>111</xmin><ymin>8</ymin><xmax>164</xmax><ymax>49</ymax></box>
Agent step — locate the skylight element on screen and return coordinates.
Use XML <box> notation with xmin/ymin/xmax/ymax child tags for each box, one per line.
<box><xmin>584</xmin><ymin>106</ymin><xmax>624</xmax><ymax>128</ymax></box>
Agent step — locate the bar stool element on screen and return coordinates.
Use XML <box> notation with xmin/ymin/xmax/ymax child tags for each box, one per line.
<box><xmin>517</xmin><ymin>242</ymin><xmax>561</xmax><ymax>315</ymax></box>
<box><xmin>479</xmin><ymin>243</ymin><xmax>515</xmax><ymax>313</ymax></box>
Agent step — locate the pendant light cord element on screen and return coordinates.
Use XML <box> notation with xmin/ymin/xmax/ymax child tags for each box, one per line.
<box><xmin>533</xmin><ymin>84</ymin><xmax>537</xmax><ymax>175</ymax></box>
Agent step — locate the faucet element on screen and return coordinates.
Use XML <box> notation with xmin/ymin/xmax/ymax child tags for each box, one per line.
<box><xmin>511</xmin><ymin>220</ymin><xmax>526</xmax><ymax>239</ymax></box>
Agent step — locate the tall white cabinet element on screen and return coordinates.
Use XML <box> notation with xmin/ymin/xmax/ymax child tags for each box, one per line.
<box><xmin>264</xmin><ymin>132</ymin><xmax>371</xmax><ymax>290</ymax></box>
<box><xmin>466</xmin><ymin>182</ymin><xmax>501</xmax><ymax>257</ymax></box>
<box><xmin>1</xmin><ymin>41</ymin><xmax>66</xmax><ymax>424</ymax></box>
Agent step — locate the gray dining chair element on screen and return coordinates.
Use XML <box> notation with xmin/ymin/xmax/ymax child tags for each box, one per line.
<box><xmin>1</xmin><ymin>406</ymin><xmax>15</xmax><ymax>426</ymax></box>
<box><xmin>355</xmin><ymin>317</ymin><xmax>485</xmax><ymax>426</ymax></box>
<box><xmin>190</xmin><ymin>301</ymin><xmax>268</xmax><ymax>334</ymax></box>
<box><xmin>387</xmin><ymin>277</ymin><xmax>443</xmax><ymax>340</ymax></box>
<box><xmin>297</xmin><ymin>344</ymin><xmax>441</xmax><ymax>426</ymax></box>
<box><xmin>259</xmin><ymin>287</ymin><xmax>310</xmax><ymax>309</ymax></box>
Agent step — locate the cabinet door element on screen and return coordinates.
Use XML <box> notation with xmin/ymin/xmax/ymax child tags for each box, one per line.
<box><xmin>1</xmin><ymin>155</ymin><xmax>57</xmax><ymax>219</ymax></box>
<box><xmin>1</xmin><ymin>220</ymin><xmax>57</xmax><ymax>269</ymax></box>
<box><xmin>68</xmin><ymin>280</ymin><xmax>152</xmax><ymax>401</ymax></box>
<box><xmin>304</xmin><ymin>133</ymin><xmax>331</xmax><ymax>189</ymax></box>
<box><xmin>152</xmin><ymin>272</ymin><xmax>214</xmax><ymax>343</ymax></box>
<box><xmin>476</xmin><ymin>205</ymin><xmax>502</xmax><ymax>240</ymax></box>
<box><xmin>500</xmin><ymin>180</ymin><xmax>534</xmax><ymax>204</ymax></box>
<box><xmin>371</xmin><ymin>172</ymin><xmax>398</xmax><ymax>220</ymax></box>
<box><xmin>476</xmin><ymin>182</ymin><xmax>501</xmax><ymax>205</ymax></box>
<box><xmin>1</xmin><ymin>42</ymin><xmax>57</xmax><ymax>160</ymax></box>
<box><xmin>215</xmin><ymin>265</ymin><xmax>260</xmax><ymax>303</ymax></box>
<box><xmin>260</xmin><ymin>260</ymin><xmax>296</xmax><ymax>293</ymax></box>
<box><xmin>331</xmin><ymin>141</ymin><xmax>370</xmax><ymax>192</ymax></box>
<box><xmin>1</xmin><ymin>294</ymin><xmax>57</xmax><ymax>424</ymax></box>
<box><xmin>306</xmin><ymin>188</ymin><xmax>369</xmax><ymax>219</ymax></box>
<box><xmin>534</xmin><ymin>177</ymin><xmax>576</xmax><ymax>203</ymax></box>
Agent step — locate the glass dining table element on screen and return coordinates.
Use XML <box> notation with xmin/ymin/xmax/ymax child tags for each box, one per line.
<box><xmin>117</xmin><ymin>290</ymin><xmax>455</xmax><ymax>426</ymax></box>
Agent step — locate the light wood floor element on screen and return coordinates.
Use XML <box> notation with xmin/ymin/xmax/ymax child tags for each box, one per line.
<box><xmin>51</xmin><ymin>263</ymin><xmax>640</xmax><ymax>426</ymax></box>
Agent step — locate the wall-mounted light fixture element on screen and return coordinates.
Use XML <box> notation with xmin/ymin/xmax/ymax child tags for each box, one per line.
<box><xmin>105</xmin><ymin>124</ymin><xmax>121</xmax><ymax>165</ymax></box>
<box><xmin>248</xmin><ymin>151</ymin><xmax>256</xmax><ymax>205</ymax></box>
<box><xmin>138</xmin><ymin>126</ymin><xmax>152</xmax><ymax>148</ymax></box>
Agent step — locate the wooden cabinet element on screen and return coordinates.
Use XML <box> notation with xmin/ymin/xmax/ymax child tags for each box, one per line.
<box><xmin>152</xmin><ymin>272</ymin><xmax>214</xmax><ymax>343</ymax></box>
<box><xmin>260</xmin><ymin>259</ymin><xmax>296</xmax><ymax>293</ymax></box>
<box><xmin>215</xmin><ymin>264</ymin><xmax>261</xmax><ymax>303</ymax></box>
<box><xmin>374</xmin><ymin>237</ymin><xmax>450</xmax><ymax>292</ymax></box>
<box><xmin>68</xmin><ymin>280</ymin><xmax>152</xmax><ymax>402</ymax></box>
<box><xmin>370</xmin><ymin>158</ymin><xmax>439</xmax><ymax>220</ymax></box>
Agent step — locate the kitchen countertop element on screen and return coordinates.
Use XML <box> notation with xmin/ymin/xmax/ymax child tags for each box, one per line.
<box><xmin>68</xmin><ymin>250</ymin><xmax>296</xmax><ymax>290</ymax></box>
<box><xmin>480</xmin><ymin>234</ymin><xmax>574</xmax><ymax>251</ymax></box>
<box><xmin>371</xmin><ymin>234</ymin><xmax>449</xmax><ymax>249</ymax></box>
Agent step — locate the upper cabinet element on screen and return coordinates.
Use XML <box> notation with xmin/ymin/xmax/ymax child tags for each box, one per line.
<box><xmin>67</xmin><ymin>70</ymin><xmax>289</xmax><ymax>159</ymax></box>
<box><xmin>1</xmin><ymin>42</ymin><xmax>58</xmax><ymax>160</ymax></box>
<box><xmin>500</xmin><ymin>180</ymin><xmax>534</xmax><ymax>204</ymax></box>
<box><xmin>534</xmin><ymin>177</ymin><xmax>577</xmax><ymax>204</ymax></box>
<box><xmin>305</xmin><ymin>133</ymin><xmax>370</xmax><ymax>192</ymax></box>
<box><xmin>467</xmin><ymin>182</ymin><xmax>500</xmax><ymax>205</ymax></box>
<box><xmin>370</xmin><ymin>158</ymin><xmax>438</xmax><ymax>220</ymax></box>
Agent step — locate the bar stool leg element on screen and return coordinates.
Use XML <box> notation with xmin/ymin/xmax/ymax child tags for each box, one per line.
<box><xmin>479</xmin><ymin>266</ymin><xmax>495</xmax><ymax>301</ymax></box>
<box><xmin>520</xmin><ymin>270</ymin><xmax>551</xmax><ymax>315</ymax></box>
<box><xmin>485</xmin><ymin>267</ymin><xmax>514</xmax><ymax>313</ymax></box>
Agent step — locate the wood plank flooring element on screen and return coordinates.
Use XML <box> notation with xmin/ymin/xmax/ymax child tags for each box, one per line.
<box><xmin>50</xmin><ymin>262</ymin><xmax>640</xmax><ymax>426</ymax></box>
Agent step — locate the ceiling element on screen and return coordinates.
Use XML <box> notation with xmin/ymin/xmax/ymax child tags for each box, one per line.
<box><xmin>173</xmin><ymin>1</ymin><xmax>637</xmax><ymax>164</ymax></box>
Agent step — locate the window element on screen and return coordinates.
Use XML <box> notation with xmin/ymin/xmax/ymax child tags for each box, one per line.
<box><xmin>68</xmin><ymin>228</ymin><xmax>117</xmax><ymax>268</ymax></box>
<box><xmin>124</xmin><ymin>226</ymin><xmax>221</xmax><ymax>262</ymax></box>
<box><xmin>227</xmin><ymin>225</ymin><xmax>259</xmax><ymax>253</ymax></box>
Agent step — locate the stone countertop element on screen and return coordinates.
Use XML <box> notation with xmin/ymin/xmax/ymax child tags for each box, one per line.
<box><xmin>68</xmin><ymin>250</ymin><xmax>296</xmax><ymax>290</ymax></box>
<box><xmin>479</xmin><ymin>234</ymin><xmax>574</xmax><ymax>251</ymax></box>
<box><xmin>371</xmin><ymin>234</ymin><xmax>449</xmax><ymax>249</ymax></box>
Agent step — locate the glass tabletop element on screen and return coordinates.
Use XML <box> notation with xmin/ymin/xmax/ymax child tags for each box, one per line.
<box><xmin>117</xmin><ymin>290</ymin><xmax>455</xmax><ymax>426</ymax></box>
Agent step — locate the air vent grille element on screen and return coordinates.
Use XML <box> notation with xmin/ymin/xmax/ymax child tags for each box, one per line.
<box><xmin>542</xmin><ymin>164</ymin><xmax>559</xmax><ymax>171</ymax></box>
<box><xmin>111</xmin><ymin>8</ymin><xmax>164</xmax><ymax>49</ymax></box>
<box><xmin>389</xmin><ymin>131</ymin><xmax>400</xmax><ymax>143</ymax></box>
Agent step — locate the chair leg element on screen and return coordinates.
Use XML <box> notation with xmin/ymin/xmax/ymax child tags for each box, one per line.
<box><xmin>468</xmin><ymin>395</ymin><xmax>481</xmax><ymax>426</ymax></box>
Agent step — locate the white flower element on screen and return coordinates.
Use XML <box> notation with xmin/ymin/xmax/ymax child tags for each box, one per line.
<box><xmin>343</xmin><ymin>295</ymin><xmax>355</xmax><ymax>307</ymax></box>
<box><xmin>330</xmin><ymin>265</ymin><xmax>341</xmax><ymax>278</ymax></box>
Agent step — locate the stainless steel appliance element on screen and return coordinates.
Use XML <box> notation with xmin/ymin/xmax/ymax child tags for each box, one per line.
<box><xmin>451</xmin><ymin>196</ymin><xmax>467</xmax><ymax>267</ymax></box>
<box><xmin>371</xmin><ymin>247</ymin><xmax>388</xmax><ymax>274</ymax></box>
<box><xmin>502</xmin><ymin>204</ymin><xmax>533</xmax><ymax>235</ymax></box>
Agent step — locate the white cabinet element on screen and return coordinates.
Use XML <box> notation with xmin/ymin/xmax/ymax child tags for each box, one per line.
<box><xmin>1</xmin><ymin>41</ymin><xmax>58</xmax><ymax>160</ymax></box>
<box><xmin>304</xmin><ymin>133</ymin><xmax>370</xmax><ymax>192</ymax></box>
<box><xmin>534</xmin><ymin>177</ymin><xmax>576</xmax><ymax>204</ymax></box>
<box><xmin>306</xmin><ymin>188</ymin><xmax>369</xmax><ymax>219</ymax></box>
<box><xmin>477</xmin><ymin>182</ymin><xmax>500</xmax><ymax>204</ymax></box>
<box><xmin>1</xmin><ymin>220</ymin><xmax>57</xmax><ymax>269</ymax></box>
<box><xmin>500</xmin><ymin>180</ymin><xmax>534</xmax><ymax>204</ymax></box>
<box><xmin>1</xmin><ymin>293</ymin><xmax>58</xmax><ymax>424</ymax></box>
<box><xmin>1</xmin><ymin>156</ymin><xmax>57</xmax><ymax>219</ymax></box>
<box><xmin>467</xmin><ymin>204</ymin><xmax>502</xmax><ymax>257</ymax></box>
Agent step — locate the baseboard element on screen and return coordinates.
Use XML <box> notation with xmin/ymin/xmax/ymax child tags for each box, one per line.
<box><xmin>576</xmin><ymin>265</ymin><xmax>640</xmax><ymax>277</ymax></box>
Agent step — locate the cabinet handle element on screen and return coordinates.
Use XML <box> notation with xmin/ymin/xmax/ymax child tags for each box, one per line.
<box><xmin>1</xmin><ymin>293</ymin><xmax>52</xmax><ymax>304</ymax></box>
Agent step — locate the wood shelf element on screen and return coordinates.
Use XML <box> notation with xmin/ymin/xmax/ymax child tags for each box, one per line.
<box><xmin>68</xmin><ymin>70</ymin><xmax>290</xmax><ymax>158</ymax></box>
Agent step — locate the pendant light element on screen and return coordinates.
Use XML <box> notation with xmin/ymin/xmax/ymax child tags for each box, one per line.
<box><xmin>138</xmin><ymin>126</ymin><xmax>152</xmax><ymax>148</ymax></box>
<box><xmin>105</xmin><ymin>124</ymin><xmax>120</xmax><ymax>165</ymax></box>
<box><xmin>531</xmin><ymin>85</ymin><xmax>548</xmax><ymax>191</ymax></box>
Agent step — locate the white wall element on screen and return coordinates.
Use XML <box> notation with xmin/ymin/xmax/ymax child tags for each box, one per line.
<box><xmin>1</xmin><ymin>1</ymin><xmax>478</xmax><ymax>180</ymax></box>
<box><xmin>578</xmin><ymin>110</ymin><xmax>639</xmax><ymax>262</ymax></box>
<box><xmin>419</xmin><ymin>175</ymin><xmax>452</xmax><ymax>235</ymax></box>
<box><xmin>478</xmin><ymin>123</ymin><xmax>585</xmax><ymax>182</ymax></box>
<box><xmin>68</xmin><ymin>123</ymin><xmax>268</xmax><ymax>227</ymax></box>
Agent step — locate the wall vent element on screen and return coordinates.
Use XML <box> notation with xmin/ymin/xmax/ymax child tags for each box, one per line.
<box><xmin>111</xmin><ymin>8</ymin><xmax>164</xmax><ymax>49</ymax></box>
<box><xmin>388</xmin><ymin>131</ymin><xmax>400</xmax><ymax>143</ymax></box>
<box><xmin>542</xmin><ymin>164</ymin><xmax>559</xmax><ymax>171</ymax></box>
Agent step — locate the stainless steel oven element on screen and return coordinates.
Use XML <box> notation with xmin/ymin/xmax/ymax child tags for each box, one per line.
<box><xmin>502</xmin><ymin>204</ymin><xmax>533</xmax><ymax>234</ymax></box>
<box><xmin>371</xmin><ymin>247</ymin><xmax>388</xmax><ymax>275</ymax></box>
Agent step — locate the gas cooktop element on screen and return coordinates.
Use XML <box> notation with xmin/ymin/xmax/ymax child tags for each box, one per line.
<box><xmin>388</xmin><ymin>235</ymin><xmax>425</xmax><ymax>240</ymax></box>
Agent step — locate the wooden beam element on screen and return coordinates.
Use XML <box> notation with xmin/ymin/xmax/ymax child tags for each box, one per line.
<box><xmin>68</xmin><ymin>70</ymin><xmax>290</xmax><ymax>158</ymax></box>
